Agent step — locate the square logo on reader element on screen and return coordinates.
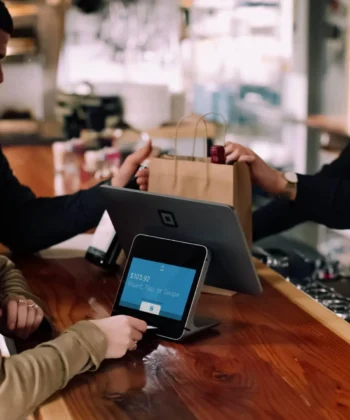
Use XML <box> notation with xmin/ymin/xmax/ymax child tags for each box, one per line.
<box><xmin>158</xmin><ymin>210</ymin><xmax>178</xmax><ymax>228</ymax></box>
<box><xmin>140</xmin><ymin>301</ymin><xmax>161</xmax><ymax>315</ymax></box>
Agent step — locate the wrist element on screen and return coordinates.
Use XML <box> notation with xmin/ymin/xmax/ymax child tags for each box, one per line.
<box><xmin>111</xmin><ymin>177</ymin><xmax>121</xmax><ymax>188</ymax></box>
<box><xmin>274</xmin><ymin>171</ymin><xmax>288</xmax><ymax>195</ymax></box>
<box><xmin>275</xmin><ymin>171</ymin><xmax>298</xmax><ymax>200</ymax></box>
<box><xmin>72</xmin><ymin>320</ymin><xmax>108</xmax><ymax>362</ymax></box>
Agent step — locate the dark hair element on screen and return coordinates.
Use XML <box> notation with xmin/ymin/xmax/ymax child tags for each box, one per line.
<box><xmin>0</xmin><ymin>1</ymin><xmax>13</xmax><ymax>35</ymax></box>
<box><xmin>73</xmin><ymin>0</ymin><xmax>136</xmax><ymax>14</ymax></box>
<box><xmin>74</xmin><ymin>0</ymin><xmax>104</xmax><ymax>14</ymax></box>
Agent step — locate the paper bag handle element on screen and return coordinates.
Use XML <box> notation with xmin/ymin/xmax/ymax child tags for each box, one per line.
<box><xmin>193</xmin><ymin>112</ymin><xmax>228</xmax><ymax>154</ymax></box>
<box><xmin>174</xmin><ymin>114</ymin><xmax>209</xmax><ymax>160</ymax></box>
<box><xmin>173</xmin><ymin>114</ymin><xmax>210</xmax><ymax>186</ymax></box>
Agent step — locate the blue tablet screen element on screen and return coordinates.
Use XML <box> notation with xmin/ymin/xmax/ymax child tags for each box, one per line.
<box><xmin>120</xmin><ymin>257</ymin><xmax>196</xmax><ymax>320</ymax></box>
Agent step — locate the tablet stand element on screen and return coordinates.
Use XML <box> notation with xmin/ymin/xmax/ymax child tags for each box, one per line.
<box><xmin>181</xmin><ymin>256</ymin><xmax>221</xmax><ymax>338</ymax></box>
<box><xmin>122</xmin><ymin>236</ymin><xmax>221</xmax><ymax>341</ymax></box>
<box><xmin>182</xmin><ymin>314</ymin><xmax>221</xmax><ymax>338</ymax></box>
<box><xmin>165</xmin><ymin>259</ymin><xmax>221</xmax><ymax>340</ymax></box>
<box><xmin>157</xmin><ymin>302</ymin><xmax>221</xmax><ymax>341</ymax></box>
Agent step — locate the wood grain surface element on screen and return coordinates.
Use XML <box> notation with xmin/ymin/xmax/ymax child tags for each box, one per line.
<box><xmin>3</xmin><ymin>145</ymin><xmax>350</xmax><ymax>419</ymax></box>
<box><xmin>9</xmin><ymin>255</ymin><xmax>350</xmax><ymax>420</ymax></box>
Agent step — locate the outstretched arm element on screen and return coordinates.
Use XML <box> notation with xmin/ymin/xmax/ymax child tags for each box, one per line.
<box><xmin>0</xmin><ymin>141</ymin><xmax>151</xmax><ymax>252</ymax></box>
<box><xmin>235</xmin><ymin>144</ymin><xmax>350</xmax><ymax>241</ymax></box>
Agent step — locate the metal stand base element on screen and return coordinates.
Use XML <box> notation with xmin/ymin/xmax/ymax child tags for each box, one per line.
<box><xmin>182</xmin><ymin>315</ymin><xmax>221</xmax><ymax>339</ymax></box>
<box><xmin>144</xmin><ymin>246</ymin><xmax>220</xmax><ymax>341</ymax></box>
<box><xmin>156</xmin><ymin>315</ymin><xmax>220</xmax><ymax>341</ymax></box>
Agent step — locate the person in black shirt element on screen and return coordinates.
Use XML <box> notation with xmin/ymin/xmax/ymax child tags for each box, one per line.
<box><xmin>225</xmin><ymin>142</ymin><xmax>350</xmax><ymax>241</ymax></box>
<box><xmin>0</xmin><ymin>3</ymin><xmax>150</xmax><ymax>253</ymax></box>
<box><xmin>0</xmin><ymin>145</ymin><xmax>150</xmax><ymax>253</ymax></box>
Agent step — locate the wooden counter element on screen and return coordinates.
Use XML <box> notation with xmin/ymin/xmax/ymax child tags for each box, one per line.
<box><xmin>9</xmin><ymin>255</ymin><xmax>350</xmax><ymax>420</ymax></box>
<box><xmin>3</xmin><ymin>145</ymin><xmax>350</xmax><ymax>419</ymax></box>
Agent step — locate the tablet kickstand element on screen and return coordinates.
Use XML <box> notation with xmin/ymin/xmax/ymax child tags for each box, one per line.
<box><xmin>183</xmin><ymin>314</ymin><xmax>221</xmax><ymax>337</ymax></box>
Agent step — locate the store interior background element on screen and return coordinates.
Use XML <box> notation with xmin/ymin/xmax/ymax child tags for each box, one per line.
<box><xmin>1</xmin><ymin>0</ymin><xmax>350</xmax><ymax>268</ymax></box>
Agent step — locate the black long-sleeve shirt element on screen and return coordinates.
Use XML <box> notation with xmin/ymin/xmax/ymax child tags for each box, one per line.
<box><xmin>253</xmin><ymin>143</ymin><xmax>350</xmax><ymax>241</ymax></box>
<box><xmin>3</xmin><ymin>142</ymin><xmax>350</xmax><ymax>251</ymax></box>
<box><xmin>0</xmin><ymin>147</ymin><xmax>105</xmax><ymax>253</ymax></box>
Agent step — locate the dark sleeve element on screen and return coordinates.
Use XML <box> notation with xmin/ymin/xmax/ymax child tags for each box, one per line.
<box><xmin>253</xmin><ymin>144</ymin><xmax>350</xmax><ymax>241</ymax></box>
<box><xmin>292</xmin><ymin>174</ymin><xmax>350</xmax><ymax>229</ymax></box>
<box><xmin>0</xmin><ymin>149</ymin><xmax>105</xmax><ymax>253</ymax></box>
<box><xmin>253</xmin><ymin>199</ymin><xmax>308</xmax><ymax>242</ymax></box>
<box><xmin>317</xmin><ymin>143</ymin><xmax>350</xmax><ymax>179</ymax></box>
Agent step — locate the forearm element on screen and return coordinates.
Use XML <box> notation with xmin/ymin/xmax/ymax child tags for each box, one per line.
<box><xmin>253</xmin><ymin>198</ymin><xmax>309</xmax><ymax>242</ymax></box>
<box><xmin>1</xmin><ymin>187</ymin><xmax>105</xmax><ymax>253</ymax></box>
<box><xmin>251</xmin><ymin>158</ymin><xmax>346</xmax><ymax>241</ymax></box>
<box><xmin>259</xmin><ymin>172</ymin><xmax>350</xmax><ymax>233</ymax></box>
<box><xmin>0</xmin><ymin>321</ymin><xmax>107</xmax><ymax>420</ymax></box>
<box><xmin>293</xmin><ymin>174</ymin><xmax>350</xmax><ymax>229</ymax></box>
<box><xmin>318</xmin><ymin>144</ymin><xmax>350</xmax><ymax>179</ymax></box>
<box><xmin>253</xmin><ymin>173</ymin><xmax>350</xmax><ymax>240</ymax></box>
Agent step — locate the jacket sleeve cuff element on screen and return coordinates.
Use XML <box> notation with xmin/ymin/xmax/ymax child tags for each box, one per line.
<box><xmin>77</xmin><ymin>186</ymin><xmax>106</xmax><ymax>229</ymax></box>
<box><xmin>293</xmin><ymin>173</ymin><xmax>328</xmax><ymax>217</ymax></box>
<box><xmin>37</xmin><ymin>321</ymin><xmax>107</xmax><ymax>386</ymax></box>
<box><xmin>64</xmin><ymin>321</ymin><xmax>108</xmax><ymax>370</ymax></box>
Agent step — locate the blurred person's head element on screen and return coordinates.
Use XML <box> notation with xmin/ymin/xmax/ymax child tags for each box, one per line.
<box><xmin>0</xmin><ymin>1</ymin><xmax>13</xmax><ymax>83</ymax></box>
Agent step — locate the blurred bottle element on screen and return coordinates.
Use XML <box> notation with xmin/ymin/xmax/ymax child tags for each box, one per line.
<box><xmin>84</xmin><ymin>147</ymin><xmax>121</xmax><ymax>181</ymax></box>
<box><xmin>98</xmin><ymin>128</ymin><xmax>115</xmax><ymax>148</ymax></box>
<box><xmin>80</xmin><ymin>130</ymin><xmax>99</xmax><ymax>150</ymax></box>
<box><xmin>52</xmin><ymin>140</ymin><xmax>80</xmax><ymax>195</ymax></box>
<box><xmin>105</xmin><ymin>147</ymin><xmax>121</xmax><ymax>169</ymax></box>
<box><xmin>62</xmin><ymin>141</ymin><xmax>80</xmax><ymax>174</ymax></box>
<box><xmin>52</xmin><ymin>140</ymin><xmax>79</xmax><ymax>174</ymax></box>
<box><xmin>84</xmin><ymin>150</ymin><xmax>100</xmax><ymax>174</ymax></box>
<box><xmin>52</xmin><ymin>141</ymin><xmax>67</xmax><ymax>174</ymax></box>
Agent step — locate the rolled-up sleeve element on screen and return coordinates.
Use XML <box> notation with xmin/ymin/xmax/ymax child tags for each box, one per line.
<box><xmin>0</xmin><ymin>321</ymin><xmax>107</xmax><ymax>420</ymax></box>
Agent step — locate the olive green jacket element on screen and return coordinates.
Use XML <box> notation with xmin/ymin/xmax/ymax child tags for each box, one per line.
<box><xmin>0</xmin><ymin>256</ymin><xmax>107</xmax><ymax>420</ymax></box>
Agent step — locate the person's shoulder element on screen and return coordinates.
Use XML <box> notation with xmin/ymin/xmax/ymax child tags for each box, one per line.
<box><xmin>0</xmin><ymin>255</ymin><xmax>13</xmax><ymax>268</ymax></box>
<box><xmin>0</xmin><ymin>147</ymin><xmax>7</xmax><ymax>165</ymax></box>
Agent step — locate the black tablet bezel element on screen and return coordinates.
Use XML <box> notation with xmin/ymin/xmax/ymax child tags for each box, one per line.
<box><xmin>112</xmin><ymin>234</ymin><xmax>208</xmax><ymax>339</ymax></box>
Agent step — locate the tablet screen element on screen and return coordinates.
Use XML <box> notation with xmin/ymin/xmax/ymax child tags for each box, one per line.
<box><xmin>112</xmin><ymin>234</ymin><xmax>208</xmax><ymax>339</ymax></box>
<box><xmin>119</xmin><ymin>257</ymin><xmax>196</xmax><ymax>320</ymax></box>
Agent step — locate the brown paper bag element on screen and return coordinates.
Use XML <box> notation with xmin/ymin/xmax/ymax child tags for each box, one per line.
<box><xmin>148</xmin><ymin>155</ymin><xmax>252</xmax><ymax>248</ymax></box>
<box><xmin>149</xmin><ymin>113</ymin><xmax>252</xmax><ymax>249</ymax></box>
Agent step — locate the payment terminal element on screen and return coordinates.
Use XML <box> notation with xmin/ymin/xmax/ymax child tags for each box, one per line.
<box><xmin>111</xmin><ymin>234</ymin><xmax>220</xmax><ymax>340</ymax></box>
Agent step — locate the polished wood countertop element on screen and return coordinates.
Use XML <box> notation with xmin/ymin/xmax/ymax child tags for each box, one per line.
<box><xmin>11</xmin><ymin>255</ymin><xmax>350</xmax><ymax>420</ymax></box>
<box><xmin>3</xmin><ymin>145</ymin><xmax>350</xmax><ymax>419</ymax></box>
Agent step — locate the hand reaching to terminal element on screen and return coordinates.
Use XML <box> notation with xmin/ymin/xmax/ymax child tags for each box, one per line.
<box><xmin>89</xmin><ymin>298</ymin><xmax>147</xmax><ymax>359</ymax></box>
<box><xmin>224</xmin><ymin>142</ymin><xmax>291</xmax><ymax>197</ymax></box>
<box><xmin>112</xmin><ymin>140</ymin><xmax>152</xmax><ymax>191</ymax></box>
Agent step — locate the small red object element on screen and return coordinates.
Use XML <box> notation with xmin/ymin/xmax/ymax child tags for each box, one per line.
<box><xmin>105</xmin><ymin>150</ymin><xmax>121</xmax><ymax>167</ymax></box>
<box><xmin>210</xmin><ymin>145</ymin><xmax>225</xmax><ymax>164</ymax></box>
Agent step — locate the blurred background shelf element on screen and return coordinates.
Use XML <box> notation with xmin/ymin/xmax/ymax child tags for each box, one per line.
<box><xmin>7</xmin><ymin>37</ymin><xmax>38</xmax><ymax>57</ymax></box>
<box><xmin>307</xmin><ymin>115</ymin><xmax>350</xmax><ymax>139</ymax></box>
<box><xmin>5</xmin><ymin>2</ymin><xmax>39</xmax><ymax>18</ymax></box>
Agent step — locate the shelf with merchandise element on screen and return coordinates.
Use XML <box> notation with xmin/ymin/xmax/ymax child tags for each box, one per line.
<box><xmin>188</xmin><ymin>0</ymin><xmax>294</xmax><ymax>170</ymax></box>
